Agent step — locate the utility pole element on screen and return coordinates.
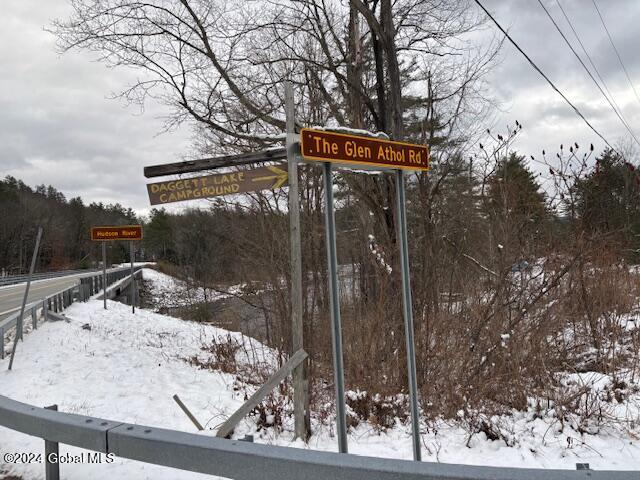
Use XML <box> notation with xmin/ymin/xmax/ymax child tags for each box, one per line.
<box><xmin>286</xmin><ymin>82</ymin><xmax>310</xmax><ymax>440</ymax></box>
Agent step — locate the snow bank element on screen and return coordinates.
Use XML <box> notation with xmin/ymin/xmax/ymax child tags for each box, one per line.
<box><xmin>0</xmin><ymin>296</ymin><xmax>639</xmax><ymax>478</ymax></box>
<box><xmin>142</xmin><ymin>268</ymin><xmax>239</xmax><ymax>310</ymax></box>
<box><xmin>0</xmin><ymin>300</ymin><xmax>274</xmax><ymax>479</ymax></box>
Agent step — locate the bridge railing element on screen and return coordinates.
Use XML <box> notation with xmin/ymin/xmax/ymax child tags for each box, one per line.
<box><xmin>0</xmin><ymin>394</ymin><xmax>632</xmax><ymax>480</ymax></box>
<box><xmin>0</xmin><ymin>267</ymin><xmax>143</xmax><ymax>358</ymax></box>
<box><xmin>0</xmin><ymin>269</ymin><xmax>100</xmax><ymax>287</ymax></box>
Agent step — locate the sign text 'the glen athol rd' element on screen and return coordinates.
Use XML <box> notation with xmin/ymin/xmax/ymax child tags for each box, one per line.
<box><xmin>300</xmin><ymin>129</ymin><xmax>429</xmax><ymax>171</ymax></box>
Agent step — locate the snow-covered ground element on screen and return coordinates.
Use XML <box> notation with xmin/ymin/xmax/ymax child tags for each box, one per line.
<box><xmin>1</xmin><ymin>271</ymin><xmax>639</xmax><ymax>478</ymax></box>
<box><xmin>141</xmin><ymin>268</ymin><xmax>246</xmax><ymax>311</ymax></box>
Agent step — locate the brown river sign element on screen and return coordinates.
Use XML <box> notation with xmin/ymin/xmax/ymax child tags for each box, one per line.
<box><xmin>300</xmin><ymin>128</ymin><xmax>429</xmax><ymax>171</ymax></box>
<box><xmin>91</xmin><ymin>225</ymin><xmax>143</xmax><ymax>241</ymax></box>
<box><xmin>146</xmin><ymin>163</ymin><xmax>288</xmax><ymax>205</ymax></box>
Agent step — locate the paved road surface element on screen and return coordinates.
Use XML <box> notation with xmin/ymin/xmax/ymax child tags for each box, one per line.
<box><xmin>0</xmin><ymin>268</ymin><xmax>125</xmax><ymax>323</ymax></box>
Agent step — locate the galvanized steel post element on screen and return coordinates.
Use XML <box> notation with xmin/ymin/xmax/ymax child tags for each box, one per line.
<box><xmin>395</xmin><ymin>170</ymin><xmax>421</xmax><ymax>461</ymax></box>
<box><xmin>130</xmin><ymin>241</ymin><xmax>135</xmax><ymax>314</ymax></box>
<box><xmin>322</xmin><ymin>161</ymin><xmax>348</xmax><ymax>453</ymax></box>
<box><xmin>44</xmin><ymin>404</ymin><xmax>60</xmax><ymax>480</ymax></box>
<box><xmin>102</xmin><ymin>241</ymin><xmax>107</xmax><ymax>310</ymax></box>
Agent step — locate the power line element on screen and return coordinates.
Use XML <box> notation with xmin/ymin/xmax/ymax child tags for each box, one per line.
<box><xmin>536</xmin><ymin>0</ymin><xmax>640</xmax><ymax>148</ymax></box>
<box><xmin>591</xmin><ymin>0</ymin><xmax>640</xmax><ymax>106</ymax></box>
<box><xmin>473</xmin><ymin>0</ymin><xmax>614</xmax><ymax>150</ymax></box>
<box><xmin>555</xmin><ymin>0</ymin><xmax>623</xmax><ymax>119</ymax></box>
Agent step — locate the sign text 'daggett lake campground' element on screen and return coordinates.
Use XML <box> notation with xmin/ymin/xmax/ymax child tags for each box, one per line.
<box><xmin>300</xmin><ymin>129</ymin><xmax>429</xmax><ymax>171</ymax></box>
<box><xmin>146</xmin><ymin>164</ymin><xmax>289</xmax><ymax>205</ymax></box>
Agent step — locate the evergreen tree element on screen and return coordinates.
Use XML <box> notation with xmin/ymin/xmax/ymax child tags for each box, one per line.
<box><xmin>574</xmin><ymin>148</ymin><xmax>640</xmax><ymax>259</ymax></box>
<box><xmin>144</xmin><ymin>208</ymin><xmax>176</xmax><ymax>262</ymax></box>
<box><xmin>486</xmin><ymin>153</ymin><xmax>548</xmax><ymax>249</ymax></box>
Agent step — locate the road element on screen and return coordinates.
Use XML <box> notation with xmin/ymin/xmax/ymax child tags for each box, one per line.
<box><xmin>0</xmin><ymin>268</ymin><xmax>124</xmax><ymax>322</ymax></box>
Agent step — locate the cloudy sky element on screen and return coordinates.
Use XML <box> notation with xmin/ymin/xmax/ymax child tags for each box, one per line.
<box><xmin>1</xmin><ymin>0</ymin><xmax>639</xmax><ymax>215</ymax></box>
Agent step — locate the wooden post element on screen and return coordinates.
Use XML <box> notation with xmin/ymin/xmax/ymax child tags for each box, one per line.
<box><xmin>172</xmin><ymin>394</ymin><xmax>204</xmax><ymax>431</ymax></box>
<box><xmin>286</xmin><ymin>83</ymin><xmax>310</xmax><ymax>441</ymax></box>
<box><xmin>216</xmin><ymin>349</ymin><xmax>308</xmax><ymax>439</ymax></box>
<box><xmin>8</xmin><ymin>226</ymin><xmax>42</xmax><ymax>371</ymax></box>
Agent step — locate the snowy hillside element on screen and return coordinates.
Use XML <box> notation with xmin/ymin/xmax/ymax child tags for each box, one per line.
<box><xmin>0</xmin><ymin>271</ymin><xmax>639</xmax><ymax>478</ymax></box>
<box><xmin>141</xmin><ymin>268</ymin><xmax>247</xmax><ymax>310</ymax></box>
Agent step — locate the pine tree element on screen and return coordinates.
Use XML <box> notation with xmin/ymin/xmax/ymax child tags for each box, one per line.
<box><xmin>574</xmin><ymin>148</ymin><xmax>640</xmax><ymax>259</ymax></box>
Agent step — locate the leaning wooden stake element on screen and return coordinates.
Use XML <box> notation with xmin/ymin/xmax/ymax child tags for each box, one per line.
<box><xmin>216</xmin><ymin>349</ymin><xmax>308</xmax><ymax>439</ymax></box>
<box><xmin>173</xmin><ymin>394</ymin><xmax>204</xmax><ymax>431</ymax></box>
<box><xmin>8</xmin><ymin>226</ymin><xmax>43</xmax><ymax>371</ymax></box>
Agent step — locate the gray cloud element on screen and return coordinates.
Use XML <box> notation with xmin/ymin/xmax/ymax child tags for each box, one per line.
<box><xmin>0</xmin><ymin>0</ymin><xmax>638</xmax><ymax>219</ymax></box>
<box><xmin>0</xmin><ymin>0</ymin><xmax>191</xmax><ymax>215</ymax></box>
<box><xmin>483</xmin><ymin>0</ymin><xmax>640</xmax><ymax>160</ymax></box>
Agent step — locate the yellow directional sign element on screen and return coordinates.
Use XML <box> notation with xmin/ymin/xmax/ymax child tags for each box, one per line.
<box><xmin>251</xmin><ymin>165</ymin><xmax>289</xmax><ymax>189</ymax></box>
<box><xmin>146</xmin><ymin>163</ymin><xmax>288</xmax><ymax>205</ymax></box>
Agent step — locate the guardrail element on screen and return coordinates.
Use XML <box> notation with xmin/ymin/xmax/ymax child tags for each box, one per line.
<box><xmin>0</xmin><ymin>395</ymin><xmax>633</xmax><ymax>480</ymax></box>
<box><xmin>0</xmin><ymin>269</ymin><xmax>101</xmax><ymax>287</ymax></box>
<box><xmin>0</xmin><ymin>267</ymin><xmax>143</xmax><ymax>358</ymax></box>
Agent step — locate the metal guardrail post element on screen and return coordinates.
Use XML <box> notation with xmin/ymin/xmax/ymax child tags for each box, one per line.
<box><xmin>44</xmin><ymin>404</ymin><xmax>60</xmax><ymax>480</ymax></box>
<box><xmin>32</xmin><ymin>307</ymin><xmax>37</xmax><ymax>330</ymax></box>
<box><xmin>0</xmin><ymin>328</ymin><xmax>4</xmax><ymax>359</ymax></box>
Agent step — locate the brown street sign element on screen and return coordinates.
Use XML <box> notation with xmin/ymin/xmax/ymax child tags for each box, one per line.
<box><xmin>146</xmin><ymin>163</ymin><xmax>288</xmax><ymax>206</ymax></box>
<box><xmin>91</xmin><ymin>225</ymin><xmax>143</xmax><ymax>241</ymax></box>
<box><xmin>300</xmin><ymin>128</ymin><xmax>429</xmax><ymax>171</ymax></box>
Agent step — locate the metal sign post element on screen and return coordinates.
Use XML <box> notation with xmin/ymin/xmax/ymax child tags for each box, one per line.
<box><xmin>130</xmin><ymin>241</ymin><xmax>135</xmax><ymax>314</ymax></box>
<box><xmin>90</xmin><ymin>225</ymin><xmax>144</xmax><ymax>310</ymax></box>
<box><xmin>301</xmin><ymin>128</ymin><xmax>429</xmax><ymax>460</ymax></box>
<box><xmin>8</xmin><ymin>226</ymin><xmax>43</xmax><ymax>371</ymax></box>
<box><xmin>395</xmin><ymin>170</ymin><xmax>421</xmax><ymax>461</ymax></box>
<box><xmin>141</xmin><ymin>95</ymin><xmax>430</xmax><ymax>459</ymax></box>
<box><xmin>102</xmin><ymin>241</ymin><xmax>107</xmax><ymax>310</ymax></box>
<box><xmin>322</xmin><ymin>161</ymin><xmax>348</xmax><ymax>453</ymax></box>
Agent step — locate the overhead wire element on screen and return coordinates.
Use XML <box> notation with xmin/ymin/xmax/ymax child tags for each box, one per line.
<box><xmin>472</xmin><ymin>0</ymin><xmax>615</xmax><ymax>151</ymax></box>
<box><xmin>555</xmin><ymin>0</ymin><xmax>624</xmax><ymax>120</ymax></box>
<box><xmin>591</xmin><ymin>0</ymin><xmax>640</xmax><ymax>106</ymax></box>
<box><xmin>536</xmin><ymin>0</ymin><xmax>640</xmax><ymax>148</ymax></box>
